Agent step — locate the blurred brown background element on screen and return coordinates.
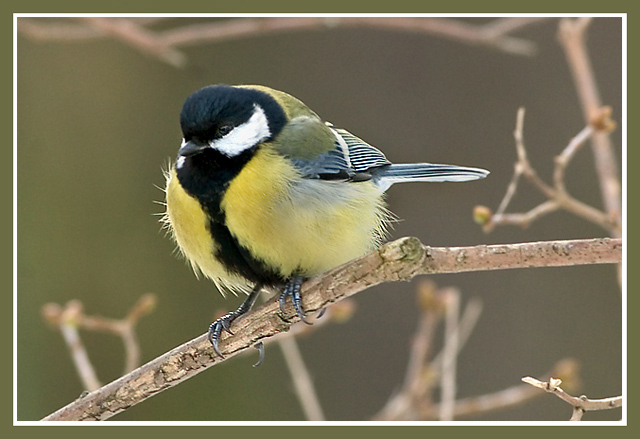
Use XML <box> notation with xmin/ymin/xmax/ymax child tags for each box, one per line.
<box><xmin>17</xmin><ymin>16</ymin><xmax>623</xmax><ymax>421</ymax></box>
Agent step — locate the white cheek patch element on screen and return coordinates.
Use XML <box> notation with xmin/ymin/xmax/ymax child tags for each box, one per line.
<box><xmin>211</xmin><ymin>104</ymin><xmax>271</xmax><ymax>157</ymax></box>
<box><xmin>176</xmin><ymin>155</ymin><xmax>186</xmax><ymax>169</ymax></box>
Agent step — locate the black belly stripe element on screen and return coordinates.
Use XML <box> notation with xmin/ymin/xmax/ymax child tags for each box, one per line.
<box><xmin>206</xmin><ymin>218</ymin><xmax>284</xmax><ymax>286</ymax></box>
<box><xmin>176</xmin><ymin>148</ymin><xmax>285</xmax><ymax>286</ymax></box>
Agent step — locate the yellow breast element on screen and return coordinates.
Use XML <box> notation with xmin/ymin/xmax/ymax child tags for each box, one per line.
<box><xmin>165</xmin><ymin>168</ymin><xmax>250</xmax><ymax>291</ymax></box>
<box><xmin>165</xmin><ymin>147</ymin><xmax>389</xmax><ymax>292</ymax></box>
<box><xmin>222</xmin><ymin>147</ymin><xmax>389</xmax><ymax>279</ymax></box>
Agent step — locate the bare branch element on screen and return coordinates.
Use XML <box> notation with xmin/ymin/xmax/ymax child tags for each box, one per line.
<box><xmin>42</xmin><ymin>295</ymin><xmax>156</xmax><ymax>379</ymax></box>
<box><xmin>554</xmin><ymin>124</ymin><xmax>594</xmax><ymax>194</ymax></box>
<box><xmin>489</xmin><ymin>200</ymin><xmax>560</xmax><ymax>230</ymax></box>
<box><xmin>377</xmin><ymin>358</ymin><xmax>581</xmax><ymax>420</ymax></box>
<box><xmin>321</xmin><ymin>17</ymin><xmax>541</xmax><ymax>56</ymax></box>
<box><xmin>558</xmin><ymin>18</ymin><xmax>621</xmax><ymax>236</ymax></box>
<box><xmin>277</xmin><ymin>337</ymin><xmax>326</xmax><ymax>421</ymax></box>
<box><xmin>402</xmin><ymin>281</ymin><xmax>442</xmax><ymax>395</ymax></box>
<box><xmin>18</xmin><ymin>17</ymin><xmax>544</xmax><ymax>61</ymax></box>
<box><xmin>18</xmin><ymin>18</ymin><xmax>103</xmax><ymax>40</ymax></box>
<box><xmin>41</xmin><ymin>237</ymin><xmax>621</xmax><ymax>421</ymax></box>
<box><xmin>439</xmin><ymin>288</ymin><xmax>460</xmax><ymax>421</ymax></box>
<box><xmin>478</xmin><ymin>107</ymin><xmax>620</xmax><ymax>235</ymax></box>
<box><xmin>78</xmin><ymin>17</ymin><xmax>187</xmax><ymax>68</ymax></box>
<box><xmin>52</xmin><ymin>301</ymin><xmax>102</xmax><ymax>392</ymax></box>
<box><xmin>430</xmin><ymin>297</ymin><xmax>483</xmax><ymax>373</ymax></box>
<box><xmin>449</xmin><ymin>359</ymin><xmax>581</xmax><ymax>419</ymax></box>
<box><xmin>163</xmin><ymin>16</ymin><xmax>543</xmax><ymax>55</ymax></box>
<box><xmin>522</xmin><ymin>375</ymin><xmax>622</xmax><ymax>420</ymax></box>
<box><xmin>375</xmin><ymin>281</ymin><xmax>483</xmax><ymax>421</ymax></box>
<box><xmin>480</xmin><ymin>17</ymin><xmax>552</xmax><ymax>40</ymax></box>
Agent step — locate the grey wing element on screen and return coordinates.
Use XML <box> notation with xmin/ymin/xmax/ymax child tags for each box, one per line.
<box><xmin>291</xmin><ymin>124</ymin><xmax>391</xmax><ymax>181</ymax></box>
<box><xmin>290</xmin><ymin>123</ymin><xmax>489</xmax><ymax>191</ymax></box>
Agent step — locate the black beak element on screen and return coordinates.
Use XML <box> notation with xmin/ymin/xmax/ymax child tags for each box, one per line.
<box><xmin>178</xmin><ymin>140</ymin><xmax>208</xmax><ymax>157</ymax></box>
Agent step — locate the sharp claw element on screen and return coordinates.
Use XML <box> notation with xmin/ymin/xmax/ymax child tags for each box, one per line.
<box><xmin>279</xmin><ymin>276</ymin><xmax>312</xmax><ymax>324</ymax></box>
<box><xmin>206</xmin><ymin>284</ymin><xmax>263</xmax><ymax>360</ymax></box>
<box><xmin>316</xmin><ymin>307</ymin><xmax>327</xmax><ymax>319</ymax></box>
<box><xmin>208</xmin><ymin>321</ymin><xmax>225</xmax><ymax>359</ymax></box>
<box><xmin>294</xmin><ymin>301</ymin><xmax>311</xmax><ymax>325</ymax></box>
<box><xmin>292</xmin><ymin>281</ymin><xmax>311</xmax><ymax>325</ymax></box>
<box><xmin>208</xmin><ymin>311</ymin><xmax>237</xmax><ymax>358</ymax></box>
<box><xmin>252</xmin><ymin>342</ymin><xmax>265</xmax><ymax>367</ymax></box>
<box><xmin>212</xmin><ymin>342</ymin><xmax>223</xmax><ymax>358</ymax></box>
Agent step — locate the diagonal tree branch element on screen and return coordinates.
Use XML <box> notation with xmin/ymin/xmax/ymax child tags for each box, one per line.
<box><xmin>41</xmin><ymin>236</ymin><xmax>621</xmax><ymax>421</ymax></box>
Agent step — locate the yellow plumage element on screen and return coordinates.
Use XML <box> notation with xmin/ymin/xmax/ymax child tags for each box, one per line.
<box><xmin>165</xmin><ymin>168</ymin><xmax>249</xmax><ymax>291</ymax></box>
<box><xmin>165</xmin><ymin>145</ymin><xmax>390</xmax><ymax>294</ymax></box>
<box><xmin>222</xmin><ymin>146</ymin><xmax>388</xmax><ymax>279</ymax></box>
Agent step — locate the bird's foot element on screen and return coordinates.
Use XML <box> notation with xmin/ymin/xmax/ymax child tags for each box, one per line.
<box><xmin>208</xmin><ymin>311</ymin><xmax>239</xmax><ymax>358</ymax></box>
<box><xmin>279</xmin><ymin>276</ymin><xmax>311</xmax><ymax>325</ymax></box>
<box><xmin>207</xmin><ymin>283</ymin><xmax>262</xmax><ymax>359</ymax></box>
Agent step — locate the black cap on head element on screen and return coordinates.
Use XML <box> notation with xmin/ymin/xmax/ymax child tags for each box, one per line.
<box><xmin>180</xmin><ymin>85</ymin><xmax>287</xmax><ymax>145</ymax></box>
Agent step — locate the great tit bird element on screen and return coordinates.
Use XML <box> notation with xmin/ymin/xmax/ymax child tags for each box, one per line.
<box><xmin>164</xmin><ymin>84</ymin><xmax>488</xmax><ymax>358</ymax></box>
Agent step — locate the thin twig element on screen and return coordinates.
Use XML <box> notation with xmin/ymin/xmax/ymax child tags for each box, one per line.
<box><xmin>558</xmin><ymin>18</ymin><xmax>621</xmax><ymax>234</ymax></box>
<box><xmin>378</xmin><ymin>358</ymin><xmax>581</xmax><ymax>420</ymax></box>
<box><xmin>402</xmin><ymin>281</ymin><xmax>442</xmax><ymax>394</ymax></box>
<box><xmin>554</xmin><ymin>124</ymin><xmax>594</xmax><ymax>194</ymax></box>
<box><xmin>430</xmin><ymin>297</ymin><xmax>483</xmax><ymax>372</ymax></box>
<box><xmin>488</xmin><ymin>200</ymin><xmax>559</xmax><ymax>230</ymax></box>
<box><xmin>322</xmin><ymin>17</ymin><xmax>541</xmax><ymax>56</ymax></box>
<box><xmin>439</xmin><ymin>288</ymin><xmax>460</xmax><ymax>421</ymax></box>
<box><xmin>377</xmin><ymin>281</ymin><xmax>482</xmax><ymax>421</ymax></box>
<box><xmin>478</xmin><ymin>107</ymin><xmax>620</xmax><ymax>234</ymax></box>
<box><xmin>376</xmin><ymin>287</ymin><xmax>483</xmax><ymax>421</ymax></box>
<box><xmin>493</xmin><ymin>161</ymin><xmax>523</xmax><ymax>218</ymax></box>
<box><xmin>58</xmin><ymin>307</ymin><xmax>102</xmax><ymax>391</ymax></box>
<box><xmin>480</xmin><ymin>16</ymin><xmax>552</xmax><ymax>40</ymax></box>
<box><xmin>78</xmin><ymin>17</ymin><xmax>187</xmax><ymax>68</ymax></box>
<box><xmin>253</xmin><ymin>291</ymin><xmax>325</xmax><ymax>421</ymax></box>
<box><xmin>41</xmin><ymin>237</ymin><xmax>621</xmax><ymax>421</ymax></box>
<box><xmin>18</xmin><ymin>17</ymin><xmax>103</xmax><ymax>40</ymax></box>
<box><xmin>387</xmin><ymin>281</ymin><xmax>444</xmax><ymax>420</ymax></box>
<box><xmin>18</xmin><ymin>17</ymin><xmax>544</xmax><ymax>60</ymax></box>
<box><xmin>513</xmin><ymin>108</ymin><xmax>556</xmax><ymax>199</ymax></box>
<box><xmin>42</xmin><ymin>295</ymin><xmax>156</xmax><ymax>379</ymax></box>
<box><xmin>441</xmin><ymin>359</ymin><xmax>580</xmax><ymax>419</ymax></box>
<box><xmin>277</xmin><ymin>337</ymin><xmax>326</xmax><ymax>421</ymax></box>
<box><xmin>522</xmin><ymin>375</ymin><xmax>622</xmax><ymax>420</ymax></box>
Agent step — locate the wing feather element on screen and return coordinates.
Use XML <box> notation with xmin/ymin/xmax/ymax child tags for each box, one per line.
<box><xmin>284</xmin><ymin>121</ymin><xmax>489</xmax><ymax>189</ymax></box>
<box><xmin>289</xmin><ymin>124</ymin><xmax>390</xmax><ymax>181</ymax></box>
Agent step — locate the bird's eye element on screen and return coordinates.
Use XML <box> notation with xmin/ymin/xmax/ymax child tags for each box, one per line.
<box><xmin>218</xmin><ymin>125</ymin><xmax>233</xmax><ymax>136</ymax></box>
